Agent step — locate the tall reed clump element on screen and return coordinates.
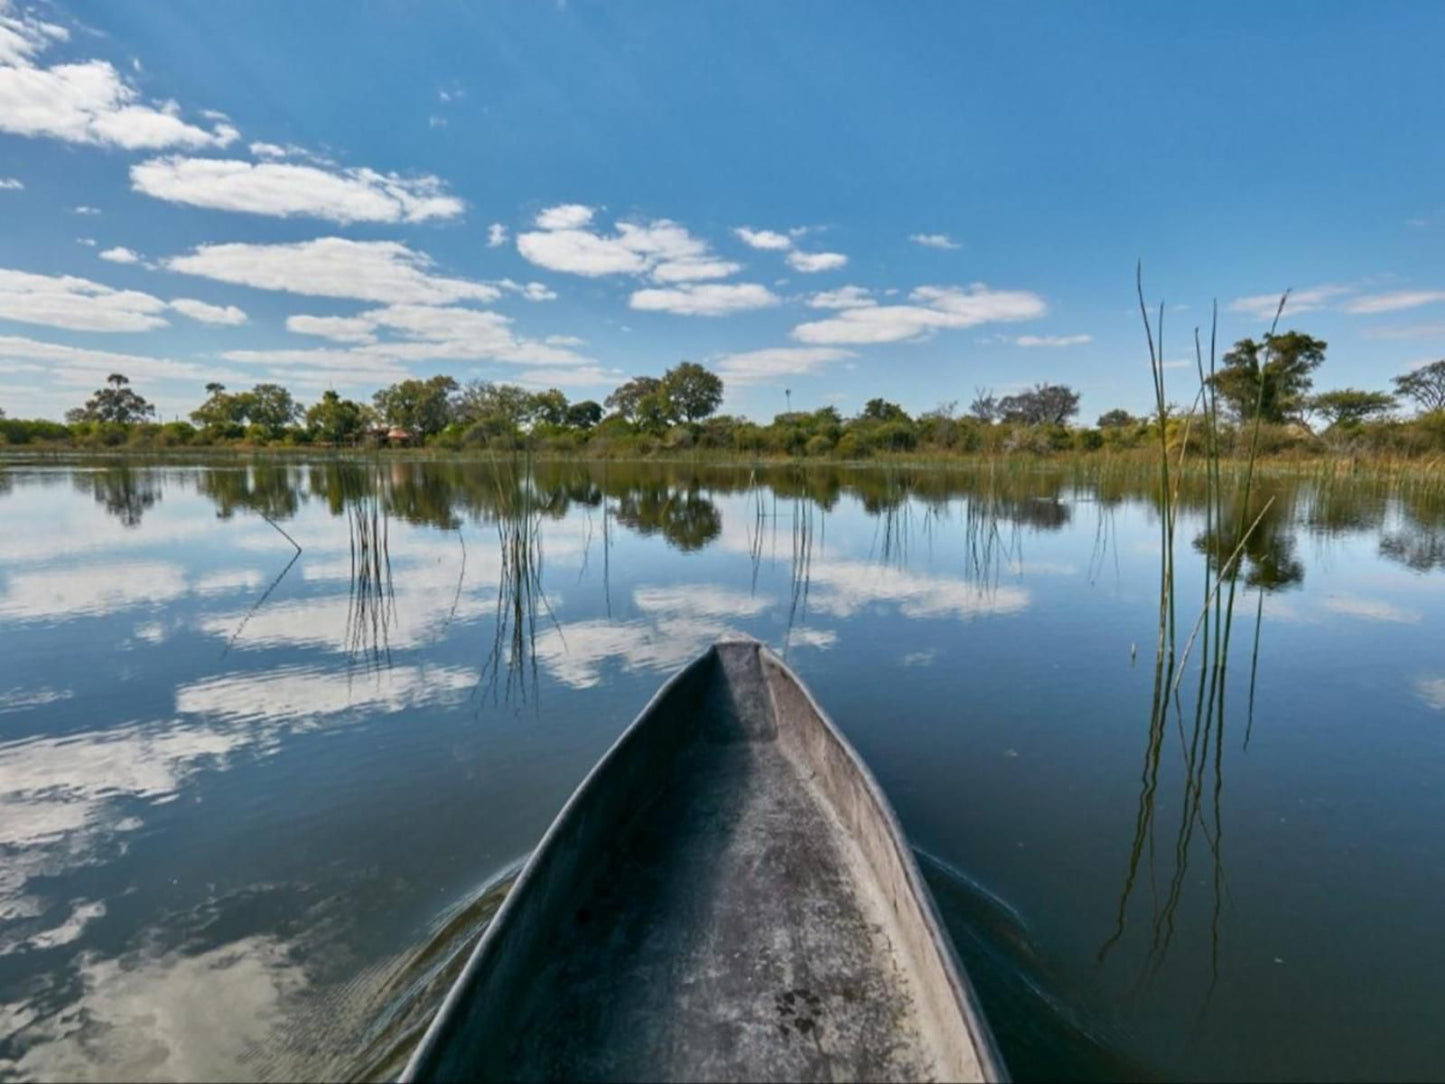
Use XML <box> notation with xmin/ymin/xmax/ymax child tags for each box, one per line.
<box><xmin>1099</xmin><ymin>268</ymin><xmax>1284</xmax><ymax>1010</ymax></box>
<box><xmin>480</xmin><ymin>447</ymin><xmax>559</xmax><ymax>704</ymax></box>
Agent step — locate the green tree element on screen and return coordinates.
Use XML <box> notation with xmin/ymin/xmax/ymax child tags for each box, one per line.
<box><xmin>236</xmin><ymin>383</ymin><xmax>300</xmax><ymax>438</ymax></box>
<box><xmin>565</xmin><ymin>400</ymin><xmax>603</xmax><ymax>429</ymax></box>
<box><xmin>860</xmin><ymin>398</ymin><xmax>910</xmax><ymax>423</ymax></box>
<box><xmin>635</xmin><ymin>390</ymin><xmax>673</xmax><ymax>435</ymax></box>
<box><xmin>529</xmin><ymin>388</ymin><xmax>570</xmax><ymax>427</ymax></box>
<box><xmin>1393</xmin><ymin>360</ymin><xmax>1445</xmax><ymax>414</ymax></box>
<box><xmin>1210</xmin><ymin>331</ymin><xmax>1327</xmax><ymax>423</ymax></box>
<box><xmin>998</xmin><ymin>383</ymin><xmax>1080</xmax><ymax>426</ymax></box>
<box><xmin>66</xmin><ymin>373</ymin><xmax>155</xmax><ymax>424</ymax></box>
<box><xmin>661</xmin><ymin>361</ymin><xmax>723</xmax><ymax>422</ymax></box>
<box><xmin>373</xmin><ymin>375</ymin><xmax>458</xmax><ymax>436</ymax></box>
<box><xmin>1308</xmin><ymin>388</ymin><xmax>1396</xmax><ymax>428</ymax></box>
<box><xmin>605</xmin><ymin>376</ymin><xmax>662</xmax><ymax>422</ymax></box>
<box><xmin>305</xmin><ymin>390</ymin><xmax>370</xmax><ymax>443</ymax></box>
<box><xmin>968</xmin><ymin>387</ymin><xmax>999</xmax><ymax>424</ymax></box>
<box><xmin>1097</xmin><ymin>408</ymin><xmax>1136</xmax><ymax>428</ymax></box>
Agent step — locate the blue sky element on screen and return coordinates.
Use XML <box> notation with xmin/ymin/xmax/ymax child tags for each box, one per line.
<box><xmin>2</xmin><ymin>0</ymin><xmax>1444</xmax><ymax>423</ymax></box>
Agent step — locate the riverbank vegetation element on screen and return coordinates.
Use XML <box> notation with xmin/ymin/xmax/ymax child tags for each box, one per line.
<box><xmin>5</xmin><ymin>342</ymin><xmax>1445</xmax><ymax>465</ymax></box>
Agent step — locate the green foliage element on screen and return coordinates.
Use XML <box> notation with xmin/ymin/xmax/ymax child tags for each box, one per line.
<box><xmin>605</xmin><ymin>376</ymin><xmax>662</xmax><ymax>422</ymax></box>
<box><xmin>998</xmin><ymin>383</ymin><xmax>1080</xmax><ymax>426</ymax></box>
<box><xmin>1393</xmin><ymin>360</ymin><xmax>1445</xmax><ymax>414</ymax></box>
<box><xmin>1309</xmin><ymin>388</ymin><xmax>1396</xmax><ymax>428</ymax></box>
<box><xmin>1097</xmin><ymin>408</ymin><xmax>1136</xmax><ymax>428</ymax></box>
<box><xmin>660</xmin><ymin>361</ymin><xmax>724</xmax><ymax>422</ymax></box>
<box><xmin>373</xmin><ymin>375</ymin><xmax>458</xmax><ymax>436</ymax></box>
<box><xmin>1210</xmin><ymin>331</ymin><xmax>1327</xmax><ymax>423</ymax></box>
<box><xmin>566</xmin><ymin>400</ymin><xmax>603</xmax><ymax>429</ymax></box>
<box><xmin>305</xmin><ymin>390</ymin><xmax>370</xmax><ymax>444</ymax></box>
<box><xmin>67</xmin><ymin>374</ymin><xmax>155</xmax><ymax>425</ymax></box>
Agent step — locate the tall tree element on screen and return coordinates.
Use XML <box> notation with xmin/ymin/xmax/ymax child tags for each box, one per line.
<box><xmin>968</xmin><ymin>388</ymin><xmax>1000</xmax><ymax>424</ymax></box>
<box><xmin>1393</xmin><ymin>360</ymin><xmax>1445</xmax><ymax>414</ymax></box>
<box><xmin>998</xmin><ymin>383</ymin><xmax>1080</xmax><ymax>426</ymax></box>
<box><xmin>305</xmin><ymin>390</ymin><xmax>369</xmax><ymax>443</ymax></box>
<box><xmin>661</xmin><ymin>361</ymin><xmax>724</xmax><ymax>422</ymax></box>
<box><xmin>565</xmin><ymin>400</ymin><xmax>603</xmax><ymax>429</ymax></box>
<box><xmin>605</xmin><ymin>376</ymin><xmax>662</xmax><ymax>422</ymax></box>
<box><xmin>860</xmin><ymin>398</ymin><xmax>910</xmax><ymax>423</ymax></box>
<box><xmin>1096</xmin><ymin>408</ymin><xmax>1136</xmax><ymax>428</ymax></box>
<box><xmin>529</xmin><ymin>388</ymin><xmax>570</xmax><ymax>427</ymax></box>
<box><xmin>67</xmin><ymin>373</ymin><xmax>155</xmax><ymax>424</ymax></box>
<box><xmin>238</xmin><ymin>383</ymin><xmax>300</xmax><ymax>438</ymax></box>
<box><xmin>1211</xmin><ymin>331</ymin><xmax>1327</xmax><ymax>423</ymax></box>
<box><xmin>372</xmin><ymin>375</ymin><xmax>458</xmax><ymax>436</ymax></box>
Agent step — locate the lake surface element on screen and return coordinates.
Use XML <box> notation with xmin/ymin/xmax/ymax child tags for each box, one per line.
<box><xmin>2</xmin><ymin>455</ymin><xmax>1444</xmax><ymax>1081</ymax></box>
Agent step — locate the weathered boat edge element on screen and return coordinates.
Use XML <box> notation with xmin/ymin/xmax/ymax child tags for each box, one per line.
<box><xmin>400</xmin><ymin>638</ymin><xmax>1007</xmax><ymax>1082</ymax></box>
<box><xmin>399</xmin><ymin>646</ymin><xmax>715</xmax><ymax>1083</ymax></box>
<box><xmin>756</xmin><ymin>643</ymin><xmax>1007</xmax><ymax>1082</ymax></box>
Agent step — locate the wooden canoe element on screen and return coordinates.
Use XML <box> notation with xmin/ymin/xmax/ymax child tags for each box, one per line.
<box><xmin>402</xmin><ymin>638</ymin><xmax>1005</xmax><ymax>1082</ymax></box>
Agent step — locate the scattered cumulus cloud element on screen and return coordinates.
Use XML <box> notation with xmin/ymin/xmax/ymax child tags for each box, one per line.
<box><xmin>0</xmin><ymin>267</ymin><xmax>169</xmax><ymax>332</ymax></box>
<box><xmin>0</xmin><ymin>13</ymin><xmax>238</xmax><ymax>150</ymax></box>
<box><xmin>0</xmin><ymin>176</ymin><xmax>21</xmax><ymax>190</ymax></box>
<box><xmin>130</xmin><ymin>156</ymin><xmax>463</xmax><ymax>223</ymax></box>
<box><xmin>715</xmin><ymin>346</ymin><xmax>855</xmax><ymax>385</ymax></box>
<box><xmin>628</xmin><ymin>282</ymin><xmax>779</xmax><ymax>317</ymax></box>
<box><xmin>169</xmin><ymin>298</ymin><xmax>246</xmax><ymax>326</ymax></box>
<box><xmin>791</xmin><ymin>283</ymin><xmax>1046</xmax><ymax>345</ymax></box>
<box><xmin>518</xmin><ymin>206</ymin><xmax>738</xmax><ymax>285</ymax></box>
<box><xmin>534</xmin><ymin>203</ymin><xmax>595</xmax><ymax>230</ymax></box>
<box><xmin>734</xmin><ymin>227</ymin><xmax>794</xmax><ymax>251</ymax></box>
<box><xmin>1014</xmin><ymin>333</ymin><xmax>1092</xmax><ymax>347</ymax></box>
<box><xmin>487</xmin><ymin>222</ymin><xmax>508</xmax><ymax>248</ymax></box>
<box><xmin>910</xmin><ymin>233</ymin><xmax>960</xmax><ymax>250</ymax></box>
<box><xmin>72</xmin><ymin>205</ymin><xmax>99</xmax><ymax>215</ymax></box>
<box><xmin>98</xmin><ymin>246</ymin><xmax>141</xmax><ymax>264</ymax></box>
<box><xmin>284</xmin><ymin>314</ymin><xmax>377</xmax><ymax>344</ymax></box>
<box><xmin>808</xmin><ymin>285</ymin><xmax>875</xmax><ymax>309</ymax></box>
<box><xmin>786</xmin><ymin>250</ymin><xmax>848</xmax><ymax>274</ymax></box>
<box><xmin>164</xmin><ymin>238</ymin><xmax>503</xmax><ymax>306</ymax></box>
<box><xmin>0</xmin><ymin>334</ymin><xmax>225</xmax><ymax>386</ymax></box>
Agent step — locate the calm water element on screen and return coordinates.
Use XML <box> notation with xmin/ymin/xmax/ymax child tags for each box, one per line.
<box><xmin>2</xmin><ymin>456</ymin><xmax>1445</xmax><ymax>1081</ymax></box>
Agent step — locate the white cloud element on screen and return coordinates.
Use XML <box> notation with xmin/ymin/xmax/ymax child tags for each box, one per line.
<box><xmin>534</xmin><ymin>203</ymin><xmax>595</xmax><ymax>230</ymax></box>
<box><xmin>518</xmin><ymin>208</ymin><xmax>733</xmax><ymax>283</ymax></box>
<box><xmin>1416</xmin><ymin>677</ymin><xmax>1445</xmax><ymax>711</ymax></box>
<box><xmin>1344</xmin><ymin>290</ymin><xmax>1445</xmax><ymax>315</ymax></box>
<box><xmin>164</xmin><ymin>238</ymin><xmax>502</xmax><ymax>306</ymax></box>
<box><xmin>496</xmin><ymin>278</ymin><xmax>557</xmax><ymax>302</ymax></box>
<box><xmin>72</xmin><ymin>205</ymin><xmax>99</xmax><ymax>214</ymax></box>
<box><xmin>169</xmin><ymin>297</ymin><xmax>246</xmax><ymax>326</ymax></box>
<box><xmin>650</xmin><ymin>257</ymin><xmax>744</xmax><ymax>283</ymax></box>
<box><xmin>511</xmin><ymin>364</ymin><xmax>624</xmax><ymax>389</ymax></box>
<box><xmin>0</xmin><ymin>176</ymin><xmax>21</xmax><ymax>190</ymax></box>
<box><xmin>98</xmin><ymin>246</ymin><xmax>140</xmax><ymax>264</ymax></box>
<box><xmin>808</xmin><ymin>286</ymin><xmax>875</xmax><ymax>309</ymax></box>
<box><xmin>715</xmin><ymin>346</ymin><xmax>855</xmax><ymax>385</ymax></box>
<box><xmin>1014</xmin><ymin>333</ymin><xmax>1092</xmax><ymax>347</ymax></box>
<box><xmin>0</xmin><ymin>45</ymin><xmax>238</xmax><ymax>149</ymax></box>
<box><xmin>786</xmin><ymin>250</ymin><xmax>848</xmax><ymax>273</ymax></box>
<box><xmin>733</xmin><ymin>227</ymin><xmax>793</xmax><ymax>251</ymax></box>
<box><xmin>629</xmin><ymin>282</ymin><xmax>779</xmax><ymax>317</ymax></box>
<box><xmin>130</xmin><ymin>156</ymin><xmax>463</xmax><ymax>223</ymax></box>
<box><xmin>545</xmin><ymin>334</ymin><xmax>585</xmax><ymax>347</ymax></box>
<box><xmin>0</xmin><ymin>267</ymin><xmax>169</xmax><ymax>332</ymax></box>
<box><xmin>234</xmin><ymin>302</ymin><xmax>590</xmax><ymax>373</ymax></box>
<box><xmin>75</xmin><ymin>237</ymin><xmax>95</xmax><ymax>246</ymax></box>
<box><xmin>1229</xmin><ymin>284</ymin><xmax>1351</xmax><ymax>319</ymax></box>
<box><xmin>0</xmin><ymin>3</ymin><xmax>68</xmax><ymax>67</ymax></box>
<box><xmin>792</xmin><ymin>283</ymin><xmax>1046</xmax><ymax>345</ymax></box>
<box><xmin>487</xmin><ymin>222</ymin><xmax>508</xmax><ymax>247</ymax></box>
<box><xmin>285</xmin><ymin>314</ymin><xmax>378</xmax><ymax>344</ymax></box>
<box><xmin>911</xmin><ymin>233</ymin><xmax>960</xmax><ymax>250</ymax></box>
<box><xmin>0</xmin><ymin>561</ymin><xmax>188</xmax><ymax>621</ymax></box>
<box><xmin>0</xmin><ymin>335</ymin><xmax>224</xmax><ymax>385</ymax></box>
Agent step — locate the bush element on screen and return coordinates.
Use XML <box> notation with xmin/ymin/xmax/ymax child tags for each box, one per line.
<box><xmin>805</xmin><ymin>434</ymin><xmax>834</xmax><ymax>457</ymax></box>
<box><xmin>834</xmin><ymin>432</ymin><xmax>870</xmax><ymax>459</ymax></box>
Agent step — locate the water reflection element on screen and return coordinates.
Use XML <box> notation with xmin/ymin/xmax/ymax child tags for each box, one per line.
<box><xmin>5</xmin><ymin>456</ymin><xmax>1445</xmax><ymax>1082</ymax></box>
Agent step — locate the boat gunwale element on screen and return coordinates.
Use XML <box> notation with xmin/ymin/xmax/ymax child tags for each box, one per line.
<box><xmin>399</xmin><ymin>646</ymin><xmax>717</xmax><ymax>1082</ymax></box>
<box><xmin>400</xmin><ymin>638</ymin><xmax>1006</xmax><ymax>1082</ymax></box>
<box><xmin>755</xmin><ymin>642</ymin><xmax>1006</xmax><ymax>1082</ymax></box>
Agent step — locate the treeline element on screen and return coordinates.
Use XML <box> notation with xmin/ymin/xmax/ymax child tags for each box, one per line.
<box><xmin>4</xmin><ymin>335</ymin><xmax>1445</xmax><ymax>460</ymax></box>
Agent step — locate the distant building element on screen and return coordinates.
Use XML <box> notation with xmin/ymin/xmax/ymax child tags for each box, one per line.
<box><xmin>386</xmin><ymin>426</ymin><xmax>414</xmax><ymax>444</ymax></box>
